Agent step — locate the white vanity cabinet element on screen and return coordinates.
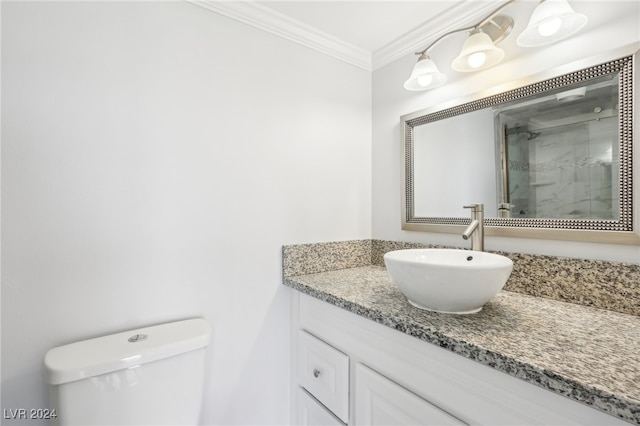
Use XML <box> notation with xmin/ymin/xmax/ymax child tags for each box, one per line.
<box><xmin>297</xmin><ymin>330</ymin><xmax>349</xmax><ymax>424</ymax></box>
<box><xmin>354</xmin><ymin>363</ymin><xmax>465</xmax><ymax>426</ymax></box>
<box><xmin>290</xmin><ymin>291</ymin><xmax>628</xmax><ymax>426</ymax></box>
<box><xmin>298</xmin><ymin>387</ymin><xmax>345</xmax><ymax>426</ymax></box>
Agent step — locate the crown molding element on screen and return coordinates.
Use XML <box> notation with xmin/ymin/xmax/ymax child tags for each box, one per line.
<box><xmin>188</xmin><ymin>0</ymin><xmax>372</xmax><ymax>71</ymax></box>
<box><xmin>188</xmin><ymin>0</ymin><xmax>504</xmax><ymax>73</ymax></box>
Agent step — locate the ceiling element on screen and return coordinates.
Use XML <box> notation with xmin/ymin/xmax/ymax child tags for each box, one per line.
<box><xmin>258</xmin><ymin>1</ymin><xmax>461</xmax><ymax>53</ymax></box>
<box><xmin>189</xmin><ymin>1</ymin><xmax>639</xmax><ymax>72</ymax></box>
<box><xmin>190</xmin><ymin>0</ymin><xmax>502</xmax><ymax>70</ymax></box>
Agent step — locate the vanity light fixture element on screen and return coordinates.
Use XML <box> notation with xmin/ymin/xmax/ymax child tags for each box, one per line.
<box><xmin>405</xmin><ymin>1</ymin><xmax>514</xmax><ymax>90</ymax></box>
<box><xmin>517</xmin><ymin>0</ymin><xmax>588</xmax><ymax>47</ymax></box>
<box><xmin>405</xmin><ymin>0</ymin><xmax>587</xmax><ymax>91</ymax></box>
<box><xmin>451</xmin><ymin>30</ymin><xmax>506</xmax><ymax>72</ymax></box>
<box><xmin>404</xmin><ymin>52</ymin><xmax>448</xmax><ymax>90</ymax></box>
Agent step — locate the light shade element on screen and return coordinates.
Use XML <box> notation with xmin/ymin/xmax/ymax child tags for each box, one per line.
<box><xmin>517</xmin><ymin>0</ymin><xmax>587</xmax><ymax>47</ymax></box>
<box><xmin>451</xmin><ymin>31</ymin><xmax>505</xmax><ymax>72</ymax></box>
<box><xmin>404</xmin><ymin>54</ymin><xmax>447</xmax><ymax>91</ymax></box>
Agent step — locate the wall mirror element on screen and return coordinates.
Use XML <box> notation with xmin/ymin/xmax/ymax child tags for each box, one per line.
<box><xmin>401</xmin><ymin>45</ymin><xmax>638</xmax><ymax>244</ymax></box>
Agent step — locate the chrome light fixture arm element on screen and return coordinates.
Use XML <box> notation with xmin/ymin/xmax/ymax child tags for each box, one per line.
<box><xmin>415</xmin><ymin>0</ymin><xmax>517</xmax><ymax>56</ymax></box>
<box><xmin>415</xmin><ymin>25</ymin><xmax>476</xmax><ymax>57</ymax></box>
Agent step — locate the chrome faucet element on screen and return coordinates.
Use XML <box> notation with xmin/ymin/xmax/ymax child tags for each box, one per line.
<box><xmin>462</xmin><ymin>204</ymin><xmax>484</xmax><ymax>251</ymax></box>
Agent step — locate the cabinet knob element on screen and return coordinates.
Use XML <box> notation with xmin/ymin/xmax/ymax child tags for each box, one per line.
<box><xmin>313</xmin><ymin>369</ymin><xmax>321</xmax><ymax>378</ymax></box>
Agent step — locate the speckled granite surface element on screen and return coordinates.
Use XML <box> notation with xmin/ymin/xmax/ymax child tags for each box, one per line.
<box><xmin>282</xmin><ymin>240</ymin><xmax>371</xmax><ymax>276</ymax></box>
<box><xmin>284</xmin><ymin>239</ymin><xmax>640</xmax><ymax>316</ymax></box>
<box><xmin>282</xmin><ymin>240</ymin><xmax>640</xmax><ymax>424</ymax></box>
<box><xmin>501</xmin><ymin>252</ymin><xmax>640</xmax><ymax>316</ymax></box>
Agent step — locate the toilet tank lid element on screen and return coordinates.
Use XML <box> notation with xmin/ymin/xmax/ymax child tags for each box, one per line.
<box><xmin>43</xmin><ymin>318</ymin><xmax>211</xmax><ymax>385</ymax></box>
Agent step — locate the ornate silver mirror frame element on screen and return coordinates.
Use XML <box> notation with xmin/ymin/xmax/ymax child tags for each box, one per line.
<box><xmin>401</xmin><ymin>44</ymin><xmax>639</xmax><ymax>244</ymax></box>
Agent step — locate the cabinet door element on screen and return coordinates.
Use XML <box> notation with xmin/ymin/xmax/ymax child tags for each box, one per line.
<box><xmin>355</xmin><ymin>363</ymin><xmax>466</xmax><ymax>426</ymax></box>
<box><xmin>298</xmin><ymin>387</ymin><xmax>345</xmax><ymax>426</ymax></box>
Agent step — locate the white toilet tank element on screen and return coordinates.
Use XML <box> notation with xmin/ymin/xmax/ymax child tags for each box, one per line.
<box><xmin>43</xmin><ymin>318</ymin><xmax>211</xmax><ymax>426</ymax></box>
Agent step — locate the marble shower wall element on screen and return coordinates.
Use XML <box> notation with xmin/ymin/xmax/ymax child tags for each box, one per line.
<box><xmin>508</xmin><ymin>116</ymin><xmax>618</xmax><ymax>220</ymax></box>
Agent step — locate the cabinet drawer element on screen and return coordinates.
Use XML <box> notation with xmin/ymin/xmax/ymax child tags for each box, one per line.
<box><xmin>298</xmin><ymin>330</ymin><xmax>349</xmax><ymax>423</ymax></box>
<box><xmin>298</xmin><ymin>387</ymin><xmax>345</xmax><ymax>426</ymax></box>
<box><xmin>355</xmin><ymin>363</ymin><xmax>466</xmax><ymax>426</ymax></box>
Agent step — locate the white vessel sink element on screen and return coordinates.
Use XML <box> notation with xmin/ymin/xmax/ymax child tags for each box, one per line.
<box><xmin>383</xmin><ymin>249</ymin><xmax>513</xmax><ymax>314</ymax></box>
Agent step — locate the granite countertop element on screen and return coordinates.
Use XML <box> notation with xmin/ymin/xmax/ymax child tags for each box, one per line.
<box><xmin>284</xmin><ymin>265</ymin><xmax>640</xmax><ymax>424</ymax></box>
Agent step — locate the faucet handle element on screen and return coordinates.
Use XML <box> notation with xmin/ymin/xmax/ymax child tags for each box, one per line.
<box><xmin>463</xmin><ymin>203</ymin><xmax>484</xmax><ymax>212</ymax></box>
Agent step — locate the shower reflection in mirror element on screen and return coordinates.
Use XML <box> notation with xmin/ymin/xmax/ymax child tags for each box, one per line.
<box><xmin>495</xmin><ymin>74</ymin><xmax>618</xmax><ymax>220</ymax></box>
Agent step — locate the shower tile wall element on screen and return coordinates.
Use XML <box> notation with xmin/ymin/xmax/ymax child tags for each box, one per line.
<box><xmin>508</xmin><ymin>116</ymin><xmax>617</xmax><ymax>219</ymax></box>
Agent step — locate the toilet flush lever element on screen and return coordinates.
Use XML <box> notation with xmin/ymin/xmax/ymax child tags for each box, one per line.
<box><xmin>128</xmin><ymin>334</ymin><xmax>148</xmax><ymax>343</ymax></box>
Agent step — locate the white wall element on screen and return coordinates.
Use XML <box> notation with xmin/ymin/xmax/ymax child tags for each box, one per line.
<box><xmin>1</xmin><ymin>2</ymin><xmax>371</xmax><ymax>425</ymax></box>
<box><xmin>372</xmin><ymin>1</ymin><xmax>640</xmax><ymax>263</ymax></box>
<box><xmin>413</xmin><ymin>108</ymin><xmax>496</xmax><ymax>217</ymax></box>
